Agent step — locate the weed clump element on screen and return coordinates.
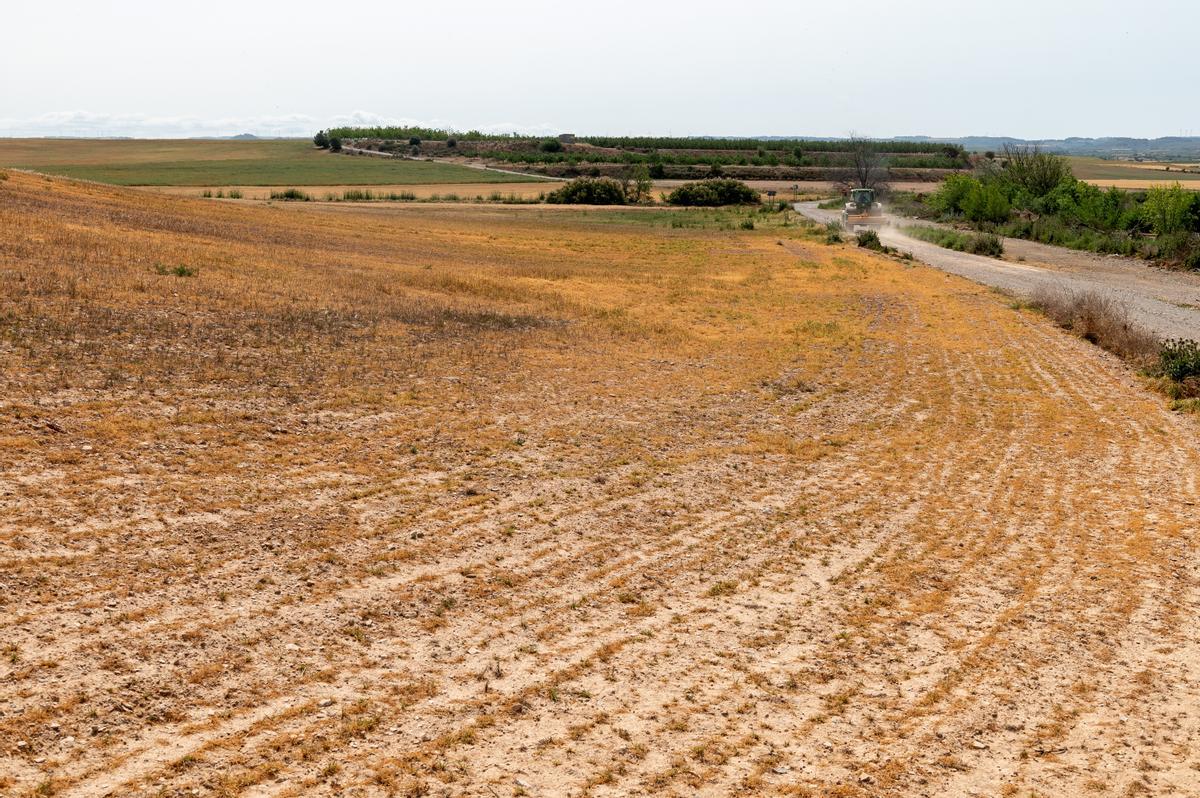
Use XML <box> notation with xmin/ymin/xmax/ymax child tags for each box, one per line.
<box><xmin>856</xmin><ymin>230</ymin><xmax>883</xmax><ymax>251</ymax></box>
<box><xmin>1155</xmin><ymin>339</ymin><xmax>1200</xmax><ymax>398</ymax></box>
<box><xmin>154</xmin><ymin>263</ymin><xmax>198</xmax><ymax>278</ymax></box>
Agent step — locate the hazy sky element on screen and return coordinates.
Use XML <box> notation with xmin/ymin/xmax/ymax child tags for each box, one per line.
<box><xmin>2</xmin><ymin>0</ymin><xmax>1195</xmax><ymax>139</ymax></box>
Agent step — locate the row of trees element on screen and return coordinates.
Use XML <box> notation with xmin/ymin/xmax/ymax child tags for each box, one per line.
<box><xmin>312</xmin><ymin>130</ymin><xmax>342</xmax><ymax>151</ymax></box>
<box><xmin>546</xmin><ymin>175</ymin><xmax>759</xmax><ymax>206</ymax></box>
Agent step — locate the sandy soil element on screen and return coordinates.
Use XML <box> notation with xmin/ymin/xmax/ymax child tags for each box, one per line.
<box><xmin>3</xmin><ymin>174</ymin><xmax>1200</xmax><ymax>798</ymax></box>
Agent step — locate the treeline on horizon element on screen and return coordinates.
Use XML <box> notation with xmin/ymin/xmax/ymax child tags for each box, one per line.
<box><xmin>321</xmin><ymin>126</ymin><xmax>964</xmax><ymax>155</ymax></box>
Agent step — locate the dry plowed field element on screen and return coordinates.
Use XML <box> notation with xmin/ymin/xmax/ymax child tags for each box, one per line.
<box><xmin>2</xmin><ymin>172</ymin><xmax>1199</xmax><ymax>798</ymax></box>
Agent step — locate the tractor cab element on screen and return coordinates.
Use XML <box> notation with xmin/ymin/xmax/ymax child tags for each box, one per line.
<box><xmin>849</xmin><ymin>188</ymin><xmax>875</xmax><ymax>210</ymax></box>
<box><xmin>841</xmin><ymin>187</ymin><xmax>885</xmax><ymax>229</ymax></box>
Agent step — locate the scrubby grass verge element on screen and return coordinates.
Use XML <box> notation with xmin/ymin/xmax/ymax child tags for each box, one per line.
<box><xmin>1024</xmin><ymin>287</ymin><xmax>1200</xmax><ymax>401</ymax></box>
<box><xmin>903</xmin><ymin>225</ymin><xmax>1004</xmax><ymax>257</ymax></box>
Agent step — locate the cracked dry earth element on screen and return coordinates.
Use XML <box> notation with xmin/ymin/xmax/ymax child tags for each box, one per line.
<box><xmin>2</xmin><ymin>172</ymin><xmax>1200</xmax><ymax>798</ymax></box>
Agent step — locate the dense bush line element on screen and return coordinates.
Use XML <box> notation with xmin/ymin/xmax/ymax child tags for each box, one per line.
<box><xmin>666</xmin><ymin>179</ymin><xmax>760</xmax><ymax>206</ymax></box>
<box><xmin>579</xmin><ymin>136</ymin><xmax>964</xmax><ymax>157</ymax></box>
<box><xmin>914</xmin><ymin>146</ymin><xmax>1200</xmax><ymax>268</ymax></box>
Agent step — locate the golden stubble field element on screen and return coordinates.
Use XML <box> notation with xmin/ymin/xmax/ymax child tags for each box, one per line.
<box><xmin>2</xmin><ymin>171</ymin><xmax>1199</xmax><ymax>798</ymax></box>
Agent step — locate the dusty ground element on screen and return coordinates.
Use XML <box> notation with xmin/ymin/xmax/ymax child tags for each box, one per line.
<box><xmin>2</xmin><ymin>172</ymin><xmax>1200</xmax><ymax>798</ymax></box>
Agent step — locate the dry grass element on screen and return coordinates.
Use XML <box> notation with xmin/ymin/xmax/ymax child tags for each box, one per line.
<box><xmin>1028</xmin><ymin>286</ymin><xmax>1162</xmax><ymax>367</ymax></box>
<box><xmin>2</xmin><ymin>173</ymin><xmax>1199</xmax><ymax>798</ymax></box>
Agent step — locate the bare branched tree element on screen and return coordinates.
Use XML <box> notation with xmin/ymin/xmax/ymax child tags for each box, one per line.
<box><xmin>835</xmin><ymin>134</ymin><xmax>889</xmax><ymax>193</ymax></box>
<box><xmin>988</xmin><ymin>143</ymin><xmax>1071</xmax><ymax>197</ymax></box>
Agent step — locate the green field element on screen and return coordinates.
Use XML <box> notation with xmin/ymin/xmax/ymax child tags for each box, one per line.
<box><xmin>0</xmin><ymin>138</ymin><xmax>546</xmax><ymax>186</ymax></box>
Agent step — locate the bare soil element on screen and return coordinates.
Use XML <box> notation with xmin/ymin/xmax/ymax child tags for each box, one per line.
<box><xmin>3</xmin><ymin>174</ymin><xmax>1200</xmax><ymax>798</ymax></box>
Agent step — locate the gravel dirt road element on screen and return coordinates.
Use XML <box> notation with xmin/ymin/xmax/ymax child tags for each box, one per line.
<box><xmin>796</xmin><ymin>201</ymin><xmax>1200</xmax><ymax>340</ymax></box>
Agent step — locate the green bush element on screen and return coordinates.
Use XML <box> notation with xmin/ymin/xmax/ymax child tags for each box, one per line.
<box><xmin>929</xmin><ymin>174</ymin><xmax>977</xmax><ymax>215</ymax></box>
<box><xmin>1142</xmin><ymin>183</ymin><xmax>1194</xmax><ymax>236</ymax></box>
<box><xmin>856</xmin><ymin>230</ymin><xmax>883</xmax><ymax>251</ymax></box>
<box><xmin>313</xmin><ymin>130</ymin><xmax>329</xmax><ymax>149</ymax></box>
<box><xmin>1158</xmin><ymin>339</ymin><xmax>1200</xmax><ymax>382</ymax></box>
<box><xmin>929</xmin><ymin>175</ymin><xmax>1009</xmax><ymax>223</ymax></box>
<box><xmin>329</xmin><ymin>137</ymin><xmax>342</xmax><ymax>152</ymax></box>
<box><xmin>666</xmin><ymin>179</ymin><xmax>759</xmax><ymax>207</ymax></box>
<box><xmin>545</xmin><ymin>177</ymin><xmax>627</xmax><ymax>205</ymax></box>
<box><xmin>540</xmin><ymin>138</ymin><xmax>564</xmax><ymax>153</ymax></box>
<box><xmin>904</xmin><ymin>226</ymin><xmax>1004</xmax><ymax>257</ymax></box>
<box><xmin>961</xmin><ymin>182</ymin><xmax>1011</xmax><ymax>223</ymax></box>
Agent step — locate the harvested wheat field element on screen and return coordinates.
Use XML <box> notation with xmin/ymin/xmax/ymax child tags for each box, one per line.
<box><xmin>3</xmin><ymin>170</ymin><xmax>1200</xmax><ymax>798</ymax></box>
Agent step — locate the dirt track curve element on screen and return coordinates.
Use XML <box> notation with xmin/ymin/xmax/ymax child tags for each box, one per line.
<box><xmin>796</xmin><ymin>201</ymin><xmax>1200</xmax><ymax>340</ymax></box>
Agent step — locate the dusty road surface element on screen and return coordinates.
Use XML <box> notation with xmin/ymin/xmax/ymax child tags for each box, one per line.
<box><xmin>797</xmin><ymin>201</ymin><xmax>1200</xmax><ymax>340</ymax></box>
<box><xmin>2</xmin><ymin>173</ymin><xmax>1200</xmax><ymax>798</ymax></box>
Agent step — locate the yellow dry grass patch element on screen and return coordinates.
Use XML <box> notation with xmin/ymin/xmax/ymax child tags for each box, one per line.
<box><xmin>1</xmin><ymin>172</ymin><xmax>1198</xmax><ymax>798</ymax></box>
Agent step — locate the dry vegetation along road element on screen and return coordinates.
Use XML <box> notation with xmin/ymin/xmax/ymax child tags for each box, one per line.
<box><xmin>2</xmin><ymin>173</ymin><xmax>1200</xmax><ymax>797</ymax></box>
<box><xmin>796</xmin><ymin>201</ymin><xmax>1200</xmax><ymax>340</ymax></box>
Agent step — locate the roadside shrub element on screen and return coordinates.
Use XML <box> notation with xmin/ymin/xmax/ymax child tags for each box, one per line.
<box><xmin>154</xmin><ymin>263</ymin><xmax>198</xmax><ymax>278</ymax></box>
<box><xmin>824</xmin><ymin>222</ymin><xmax>843</xmax><ymax>244</ymax></box>
<box><xmin>1141</xmin><ymin>183</ymin><xmax>1194</xmax><ymax>236</ymax></box>
<box><xmin>929</xmin><ymin>175</ymin><xmax>1009</xmax><ymax>223</ymax></box>
<box><xmin>1029</xmin><ymin>287</ymin><xmax>1160</xmax><ymax>366</ymax></box>
<box><xmin>666</xmin><ymin>179</ymin><xmax>759</xmax><ymax>207</ymax></box>
<box><xmin>1157</xmin><ymin>339</ymin><xmax>1200</xmax><ymax>382</ymax></box>
<box><xmin>856</xmin><ymin>230</ymin><xmax>883</xmax><ymax>251</ymax></box>
<box><xmin>929</xmin><ymin>173</ymin><xmax>977</xmax><ymax>215</ymax></box>
<box><xmin>446</xmin><ymin>138</ymin><xmax>457</xmax><ymax>148</ymax></box>
<box><xmin>313</xmin><ymin>130</ymin><xmax>330</xmax><ymax>149</ymax></box>
<box><xmin>228</xmin><ymin>189</ymin><xmax>243</xmax><ymax>199</ymax></box>
<box><xmin>545</xmin><ymin>177</ymin><xmax>627</xmax><ymax>205</ymax></box>
<box><xmin>329</xmin><ymin>137</ymin><xmax>342</xmax><ymax>152</ymax></box>
<box><xmin>408</xmin><ymin>137</ymin><xmax>421</xmax><ymax>146</ymax></box>
<box><xmin>961</xmin><ymin>182</ymin><xmax>1011</xmax><ymax>223</ymax></box>
<box><xmin>539</xmin><ymin>138</ymin><xmax>564</xmax><ymax>153</ymax></box>
<box><xmin>904</xmin><ymin>226</ymin><xmax>1004</xmax><ymax>257</ymax></box>
<box><xmin>648</xmin><ymin>163</ymin><xmax>666</xmax><ymax>179</ymax></box>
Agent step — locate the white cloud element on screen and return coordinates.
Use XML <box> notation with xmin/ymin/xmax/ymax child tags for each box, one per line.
<box><xmin>0</xmin><ymin>110</ymin><xmax>561</xmax><ymax>138</ymax></box>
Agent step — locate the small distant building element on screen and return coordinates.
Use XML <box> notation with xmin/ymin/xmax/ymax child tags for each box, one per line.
<box><xmin>558</xmin><ymin>133</ymin><xmax>576</xmax><ymax>143</ymax></box>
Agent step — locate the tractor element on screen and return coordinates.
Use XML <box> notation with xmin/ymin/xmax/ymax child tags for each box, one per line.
<box><xmin>840</xmin><ymin>187</ymin><xmax>885</xmax><ymax>230</ymax></box>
